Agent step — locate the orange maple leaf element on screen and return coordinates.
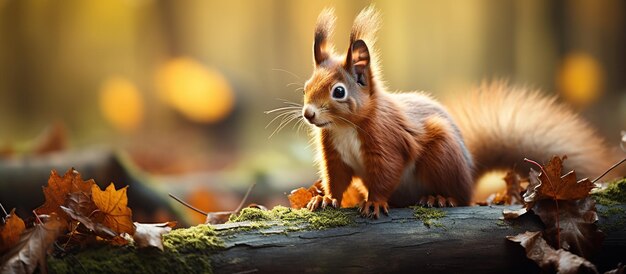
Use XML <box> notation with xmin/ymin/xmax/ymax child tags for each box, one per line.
<box><xmin>35</xmin><ymin>168</ymin><xmax>95</xmax><ymax>220</ymax></box>
<box><xmin>91</xmin><ymin>183</ymin><xmax>135</xmax><ymax>235</ymax></box>
<box><xmin>0</xmin><ymin>209</ymin><xmax>26</xmax><ymax>253</ymax></box>
<box><xmin>524</xmin><ymin>156</ymin><xmax>596</xmax><ymax>203</ymax></box>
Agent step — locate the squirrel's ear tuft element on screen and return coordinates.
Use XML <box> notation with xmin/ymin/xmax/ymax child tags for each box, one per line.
<box><xmin>314</xmin><ymin>8</ymin><xmax>336</xmax><ymax>66</ymax></box>
<box><xmin>346</xmin><ymin>39</ymin><xmax>371</xmax><ymax>87</ymax></box>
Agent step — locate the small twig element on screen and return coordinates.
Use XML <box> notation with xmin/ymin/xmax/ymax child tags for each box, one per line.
<box><xmin>0</xmin><ymin>201</ymin><xmax>7</xmax><ymax>217</ymax></box>
<box><xmin>0</xmin><ymin>202</ymin><xmax>7</xmax><ymax>223</ymax></box>
<box><xmin>234</xmin><ymin>182</ymin><xmax>257</xmax><ymax>213</ymax></box>
<box><xmin>34</xmin><ymin>210</ymin><xmax>43</xmax><ymax>224</ymax></box>
<box><xmin>64</xmin><ymin>224</ymin><xmax>78</xmax><ymax>250</ymax></box>
<box><xmin>169</xmin><ymin>182</ymin><xmax>257</xmax><ymax>219</ymax></box>
<box><xmin>592</xmin><ymin>157</ymin><xmax>626</xmax><ymax>183</ymax></box>
<box><xmin>168</xmin><ymin>193</ymin><xmax>208</xmax><ymax>216</ymax></box>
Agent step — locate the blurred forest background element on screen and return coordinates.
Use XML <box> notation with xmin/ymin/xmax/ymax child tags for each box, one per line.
<box><xmin>0</xmin><ymin>0</ymin><xmax>625</xmax><ymax>224</ymax></box>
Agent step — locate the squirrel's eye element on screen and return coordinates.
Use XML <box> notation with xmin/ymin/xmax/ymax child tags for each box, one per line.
<box><xmin>331</xmin><ymin>83</ymin><xmax>347</xmax><ymax>100</ymax></box>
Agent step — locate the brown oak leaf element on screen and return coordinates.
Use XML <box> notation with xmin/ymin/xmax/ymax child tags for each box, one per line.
<box><xmin>507</xmin><ymin>231</ymin><xmax>597</xmax><ymax>274</ymax></box>
<box><xmin>0</xmin><ymin>209</ymin><xmax>26</xmax><ymax>253</ymax></box>
<box><xmin>91</xmin><ymin>183</ymin><xmax>135</xmax><ymax>235</ymax></box>
<box><xmin>35</xmin><ymin>168</ymin><xmax>96</xmax><ymax>221</ymax></box>
<box><xmin>133</xmin><ymin>221</ymin><xmax>176</xmax><ymax>251</ymax></box>
<box><xmin>531</xmin><ymin>197</ymin><xmax>604</xmax><ymax>258</ymax></box>
<box><xmin>0</xmin><ymin>213</ymin><xmax>65</xmax><ymax>274</ymax></box>
<box><xmin>60</xmin><ymin>205</ymin><xmax>117</xmax><ymax>239</ymax></box>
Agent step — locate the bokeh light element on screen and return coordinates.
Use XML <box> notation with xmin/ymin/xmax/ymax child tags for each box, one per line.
<box><xmin>155</xmin><ymin>57</ymin><xmax>235</xmax><ymax>124</ymax></box>
<box><xmin>473</xmin><ymin>170</ymin><xmax>507</xmax><ymax>203</ymax></box>
<box><xmin>99</xmin><ymin>77</ymin><xmax>144</xmax><ymax>132</ymax></box>
<box><xmin>557</xmin><ymin>52</ymin><xmax>604</xmax><ymax>108</ymax></box>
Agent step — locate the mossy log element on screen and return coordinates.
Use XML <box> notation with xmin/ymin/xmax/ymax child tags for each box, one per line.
<box><xmin>48</xmin><ymin>205</ymin><xmax>626</xmax><ymax>274</ymax></box>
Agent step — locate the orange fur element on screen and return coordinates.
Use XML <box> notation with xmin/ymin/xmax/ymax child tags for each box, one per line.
<box><xmin>303</xmin><ymin>7</ymin><xmax>615</xmax><ymax>211</ymax></box>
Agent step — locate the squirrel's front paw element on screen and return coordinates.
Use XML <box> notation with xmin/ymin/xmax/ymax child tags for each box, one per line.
<box><xmin>306</xmin><ymin>195</ymin><xmax>339</xmax><ymax>211</ymax></box>
<box><xmin>359</xmin><ymin>200</ymin><xmax>389</xmax><ymax>219</ymax></box>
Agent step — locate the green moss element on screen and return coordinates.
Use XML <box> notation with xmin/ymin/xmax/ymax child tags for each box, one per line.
<box><xmin>410</xmin><ymin>206</ymin><xmax>446</xmax><ymax>228</ymax></box>
<box><xmin>48</xmin><ymin>244</ymin><xmax>213</xmax><ymax>274</ymax></box>
<box><xmin>163</xmin><ymin>224</ymin><xmax>224</xmax><ymax>253</ymax></box>
<box><xmin>228</xmin><ymin>206</ymin><xmax>355</xmax><ymax>230</ymax></box>
<box><xmin>48</xmin><ymin>207</ymin><xmax>355</xmax><ymax>273</ymax></box>
<box><xmin>593</xmin><ymin>178</ymin><xmax>626</xmax><ymax>206</ymax></box>
<box><xmin>49</xmin><ymin>225</ymin><xmax>223</xmax><ymax>274</ymax></box>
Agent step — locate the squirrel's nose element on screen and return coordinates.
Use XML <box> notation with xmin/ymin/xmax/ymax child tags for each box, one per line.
<box><xmin>303</xmin><ymin>107</ymin><xmax>316</xmax><ymax>122</ymax></box>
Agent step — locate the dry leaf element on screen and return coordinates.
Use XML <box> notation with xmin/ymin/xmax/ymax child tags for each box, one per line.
<box><xmin>502</xmin><ymin>207</ymin><xmax>527</xmax><ymax>220</ymax></box>
<box><xmin>287</xmin><ymin>179</ymin><xmax>364</xmax><ymax>209</ymax></box>
<box><xmin>0</xmin><ymin>209</ymin><xmax>26</xmax><ymax>253</ymax></box>
<box><xmin>0</xmin><ymin>213</ymin><xmax>65</xmax><ymax>274</ymax></box>
<box><xmin>504</xmin><ymin>170</ymin><xmax>523</xmax><ymax>205</ymax></box>
<box><xmin>246</xmin><ymin>203</ymin><xmax>267</xmax><ymax>210</ymax></box>
<box><xmin>524</xmin><ymin>156</ymin><xmax>596</xmax><ymax>204</ymax></box>
<box><xmin>91</xmin><ymin>183</ymin><xmax>135</xmax><ymax>235</ymax></box>
<box><xmin>517</xmin><ymin>156</ymin><xmax>604</xmax><ymax>257</ymax></box>
<box><xmin>109</xmin><ymin>235</ymin><xmax>130</xmax><ymax>246</ymax></box>
<box><xmin>507</xmin><ymin>231</ymin><xmax>598</xmax><ymax>274</ymax></box>
<box><xmin>531</xmin><ymin>197</ymin><xmax>604</xmax><ymax>258</ymax></box>
<box><xmin>35</xmin><ymin>169</ymin><xmax>96</xmax><ymax>221</ymax></box>
<box><xmin>288</xmin><ymin>187</ymin><xmax>314</xmax><ymax>209</ymax></box>
<box><xmin>61</xmin><ymin>191</ymin><xmax>117</xmax><ymax>239</ymax></box>
<box><xmin>32</xmin><ymin>122</ymin><xmax>67</xmax><ymax>155</ymax></box>
<box><xmin>60</xmin><ymin>206</ymin><xmax>117</xmax><ymax>239</ymax></box>
<box><xmin>205</xmin><ymin>212</ymin><xmax>233</xmax><ymax>225</ymax></box>
<box><xmin>65</xmin><ymin>191</ymin><xmax>96</xmax><ymax>216</ymax></box>
<box><xmin>133</xmin><ymin>222</ymin><xmax>176</xmax><ymax>251</ymax></box>
<box><xmin>605</xmin><ymin>263</ymin><xmax>625</xmax><ymax>274</ymax></box>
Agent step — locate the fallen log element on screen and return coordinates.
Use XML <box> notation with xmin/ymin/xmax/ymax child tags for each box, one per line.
<box><xmin>47</xmin><ymin>205</ymin><xmax>626</xmax><ymax>274</ymax></box>
<box><xmin>0</xmin><ymin>147</ymin><xmax>185</xmax><ymax>224</ymax></box>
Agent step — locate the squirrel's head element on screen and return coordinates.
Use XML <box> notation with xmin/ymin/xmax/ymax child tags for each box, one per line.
<box><xmin>302</xmin><ymin>7</ymin><xmax>381</xmax><ymax>129</ymax></box>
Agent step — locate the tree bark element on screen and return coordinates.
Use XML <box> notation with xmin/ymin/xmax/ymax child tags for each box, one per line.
<box><xmin>45</xmin><ymin>205</ymin><xmax>626</xmax><ymax>273</ymax></box>
<box><xmin>209</xmin><ymin>206</ymin><xmax>625</xmax><ymax>274</ymax></box>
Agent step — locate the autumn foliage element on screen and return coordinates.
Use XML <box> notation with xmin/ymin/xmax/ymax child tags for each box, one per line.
<box><xmin>504</xmin><ymin>156</ymin><xmax>609</xmax><ymax>273</ymax></box>
<box><xmin>0</xmin><ymin>168</ymin><xmax>174</xmax><ymax>273</ymax></box>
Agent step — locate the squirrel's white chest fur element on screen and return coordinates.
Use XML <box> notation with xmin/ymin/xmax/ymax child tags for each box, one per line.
<box><xmin>330</xmin><ymin>127</ymin><xmax>366</xmax><ymax>176</ymax></box>
<box><xmin>326</xmin><ymin>125</ymin><xmax>418</xmax><ymax>190</ymax></box>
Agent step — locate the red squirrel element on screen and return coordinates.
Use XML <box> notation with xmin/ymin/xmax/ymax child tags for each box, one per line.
<box><xmin>300</xmin><ymin>7</ymin><xmax>615</xmax><ymax>218</ymax></box>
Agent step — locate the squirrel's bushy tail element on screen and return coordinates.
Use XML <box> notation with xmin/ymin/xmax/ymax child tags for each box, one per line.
<box><xmin>446</xmin><ymin>81</ymin><xmax>617</xmax><ymax>179</ymax></box>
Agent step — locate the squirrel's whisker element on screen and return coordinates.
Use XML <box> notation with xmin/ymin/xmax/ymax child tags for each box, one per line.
<box><xmin>268</xmin><ymin>113</ymin><xmax>300</xmax><ymax>139</ymax></box>
<box><xmin>272</xmin><ymin>68</ymin><xmax>302</xmax><ymax>80</ymax></box>
<box><xmin>265</xmin><ymin>110</ymin><xmax>298</xmax><ymax>129</ymax></box>
<box><xmin>264</xmin><ymin>106</ymin><xmax>301</xmax><ymax>114</ymax></box>
<box><xmin>275</xmin><ymin>98</ymin><xmax>303</xmax><ymax>107</ymax></box>
<box><xmin>286</xmin><ymin>82</ymin><xmax>303</xmax><ymax>88</ymax></box>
